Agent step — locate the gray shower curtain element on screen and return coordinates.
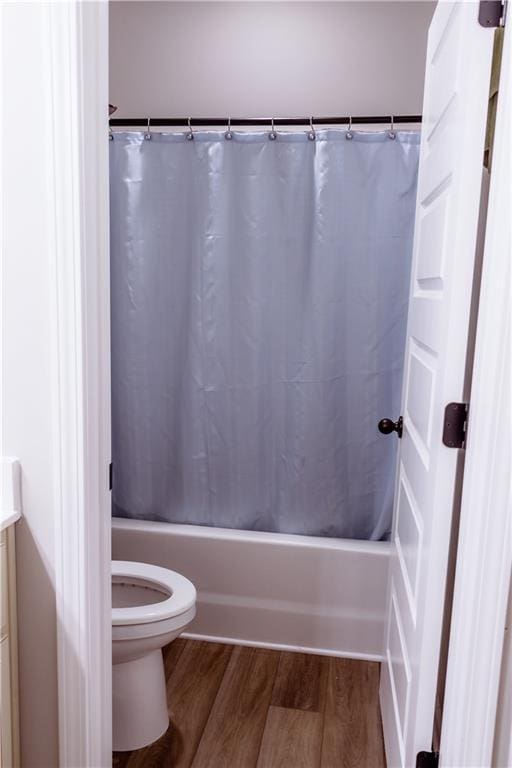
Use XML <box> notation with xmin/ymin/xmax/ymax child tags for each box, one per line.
<box><xmin>110</xmin><ymin>129</ymin><xmax>419</xmax><ymax>540</ymax></box>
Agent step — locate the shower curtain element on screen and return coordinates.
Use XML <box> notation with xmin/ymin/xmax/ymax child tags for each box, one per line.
<box><xmin>110</xmin><ymin>129</ymin><xmax>419</xmax><ymax>540</ymax></box>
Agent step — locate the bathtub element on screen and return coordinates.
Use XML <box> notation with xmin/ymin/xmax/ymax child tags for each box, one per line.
<box><xmin>112</xmin><ymin>518</ymin><xmax>390</xmax><ymax>661</ymax></box>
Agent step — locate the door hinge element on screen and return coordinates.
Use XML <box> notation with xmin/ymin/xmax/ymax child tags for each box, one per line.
<box><xmin>416</xmin><ymin>751</ymin><xmax>440</xmax><ymax>768</ymax></box>
<box><xmin>442</xmin><ymin>402</ymin><xmax>468</xmax><ymax>448</ymax></box>
<box><xmin>108</xmin><ymin>461</ymin><xmax>113</xmax><ymax>491</ymax></box>
<box><xmin>479</xmin><ymin>0</ymin><xmax>507</xmax><ymax>27</ymax></box>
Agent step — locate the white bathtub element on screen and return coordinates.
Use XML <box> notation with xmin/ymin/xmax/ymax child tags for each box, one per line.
<box><xmin>112</xmin><ymin>518</ymin><xmax>390</xmax><ymax>661</ymax></box>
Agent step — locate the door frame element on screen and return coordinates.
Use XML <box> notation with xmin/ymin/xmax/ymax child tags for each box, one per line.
<box><xmin>439</xmin><ymin>19</ymin><xmax>511</xmax><ymax>768</ymax></box>
<box><xmin>42</xmin><ymin>2</ymin><xmax>510</xmax><ymax>766</ymax></box>
<box><xmin>45</xmin><ymin>2</ymin><xmax>112</xmax><ymax>766</ymax></box>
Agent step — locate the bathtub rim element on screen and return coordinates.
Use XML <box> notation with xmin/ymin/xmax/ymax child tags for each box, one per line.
<box><xmin>111</xmin><ymin>516</ymin><xmax>391</xmax><ymax>555</ymax></box>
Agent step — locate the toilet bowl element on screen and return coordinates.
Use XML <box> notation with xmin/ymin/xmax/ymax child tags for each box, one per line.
<box><xmin>112</xmin><ymin>560</ymin><xmax>196</xmax><ymax>752</ymax></box>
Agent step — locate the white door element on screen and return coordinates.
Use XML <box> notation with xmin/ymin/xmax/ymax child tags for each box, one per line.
<box><xmin>379</xmin><ymin>3</ymin><xmax>495</xmax><ymax>766</ymax></box>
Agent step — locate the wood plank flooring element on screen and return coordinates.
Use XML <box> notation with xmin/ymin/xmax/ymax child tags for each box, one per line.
<box><xmin>113</xmin><ymin>640</ymin><xmax>386</xmax><ymax>768</ymax></box>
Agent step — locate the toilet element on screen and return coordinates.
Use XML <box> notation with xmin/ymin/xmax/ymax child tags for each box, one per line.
<box><xmin>112</xmin><ymin>560</ymin><xmax>196</xmax><ymax>752</ymax></box>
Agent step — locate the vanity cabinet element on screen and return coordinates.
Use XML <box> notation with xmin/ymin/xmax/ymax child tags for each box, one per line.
<box><xmin>1</xmin><ymin>525</ymin><xmax>20</xmax><ymax>767</ymax></box>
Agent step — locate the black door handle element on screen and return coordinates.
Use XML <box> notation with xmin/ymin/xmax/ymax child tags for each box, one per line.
<box><xmin>378</xmin><ymin>416</ymin><xmax>403</xmax><ymax>438</ymax></box>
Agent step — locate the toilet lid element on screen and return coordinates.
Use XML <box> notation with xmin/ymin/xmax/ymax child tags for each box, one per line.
<box><xmin>112</xmin><ymin>560</ymin><xmax>196</xmax><ymax>626</ymax></box>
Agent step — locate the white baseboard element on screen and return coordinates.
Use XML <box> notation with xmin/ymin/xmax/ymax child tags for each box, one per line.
<box><xmin>183</xmin><ymin>632</ymin><xmax>384</xmax><ymax>662</ymax></box>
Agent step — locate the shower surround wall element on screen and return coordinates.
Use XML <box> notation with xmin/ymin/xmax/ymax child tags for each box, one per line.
<box><xmin>110</xmin><ymin>130</ymin><xmax>419</xmax><ymax>540</ymax></box>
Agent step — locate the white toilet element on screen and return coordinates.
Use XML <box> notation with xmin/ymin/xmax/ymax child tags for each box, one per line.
<box><xmin>112</xmin><ymin>560</ymin><xmax>196</xmax><ymax>752</ymax></box>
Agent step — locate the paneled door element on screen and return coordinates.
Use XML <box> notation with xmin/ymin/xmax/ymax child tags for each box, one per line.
<box><xmin>379</xmin><ymin>3</ymin><xmax>495</xmax><ymax>766</ymax></box>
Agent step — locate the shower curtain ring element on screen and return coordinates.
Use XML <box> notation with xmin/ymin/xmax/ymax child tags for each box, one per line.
<box><xmin>144</xmin><ymin>117</ymin><xmax>152</xmax><ymax>141</ymax></box>
<box><xmin>225</xmin><ymin>117</ymin><xmax>233</xmax><ymax>140</ymax></box>
<box><xmin>346</xmin><ymin>116</ymin><xmax>353</xmax><ymax>140</ymax></box>
<box><xmin>308</xmin><ymin>116</ymin><xmax>316</xmax><ymax>141</ymax></box>
<box><xmin>109</xmin><ymin>126</ymin><xmax>114</xmax><ymax>141</ymax></box>
<box><xmin>269</xmin><ymin>117</ymin><xmax>277</xmax><ymax>141</ymax></box>
<box><xmin>187</xmin><ymin>117</ymin><xmax>194</xmax><ymax>141</ymax></box>
<box><xmin>388</xmin><ymin>114</ymin><xmax>396</xmax><ymax>140</ymax></box>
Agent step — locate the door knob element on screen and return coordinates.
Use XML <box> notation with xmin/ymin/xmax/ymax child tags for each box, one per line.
<box><xmin>378</xmin><ymin>416</ymin><xmax>403</xmax><ymax>439</ymax></box>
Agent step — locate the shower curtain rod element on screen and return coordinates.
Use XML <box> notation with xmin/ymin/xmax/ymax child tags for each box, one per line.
<box><xmin>109</xmin><ymin>115</ymin><xmax>422</xmax><ymax>128</ymax></box>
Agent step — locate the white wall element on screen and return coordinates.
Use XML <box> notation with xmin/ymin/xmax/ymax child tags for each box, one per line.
<box><xmin>2</xmin><ymin>4</ymin><xmax>59</xmax><ymax>766</ymax></box>
<box><xmin>110</xmin><ymin>1</ymin><xmax>435</xmax><ymax>119</ymax></box>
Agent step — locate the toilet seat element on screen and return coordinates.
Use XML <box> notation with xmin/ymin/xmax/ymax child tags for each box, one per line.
<box><xmin>112</xmin><ymin>560</ymin><xmax>196</xmax><ymax>626</ymax></box>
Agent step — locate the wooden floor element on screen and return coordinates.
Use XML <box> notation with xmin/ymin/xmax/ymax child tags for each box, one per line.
<box><xmin>113</xmin><ymin>639</ymin><xmax>386</xmax><ymax>768</ymax></box>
